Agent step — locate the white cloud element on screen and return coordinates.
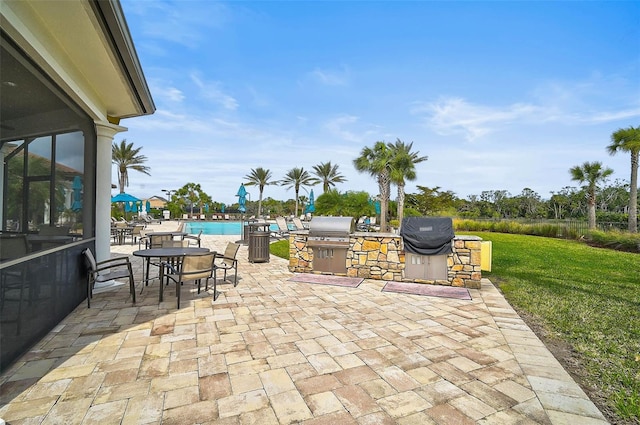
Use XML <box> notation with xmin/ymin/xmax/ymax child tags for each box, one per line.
<box><xmin>190</xmin><ymin>73</ymin><xmax>238</xmax><ymax>110</ymax></box>
<box><xmin>412</xmin><ymin>85</ymin><xmax>640</xmax><ymax>142</ymax></box>
<box><xmin>583</xmin><ymin>108</ymin><xmax>640</xmax><ymax>124</ymax></box>
<box><xmin>530</xmin><ymin>74</ymin><xmax>640</xmax><ymax>125</ymax></box>
<box><xmin>412</xmin><ymin>97</ymin><xmax>540</xmax><ymax>141</ymax></box>
<box><xmin>324</xmin><ymin>115</ymin><xmax>382</xmax><ymax>144</ymax></box>
<box><xmin>149</xmin><ymin>82</ymin><xmax>184</xmax><ymax>103</ymax></box>
<box><xmin>124</xmin><ymin>1</ymin><xmax>230</xmax><ymax>49</ymax></box>
<box><xmin>130</xmin><ymin>109</ymin><xmax>212</xmax><ymax>133</ymax></box>
<box><xmin>246</xmin><ymin>85</ymin><xmax>271</xmax><ymax>108</ymax></box>
<box><xmin>308</xmin><ymin>65</ymin><xmax>350</xmax><ymax>86</ymax></box>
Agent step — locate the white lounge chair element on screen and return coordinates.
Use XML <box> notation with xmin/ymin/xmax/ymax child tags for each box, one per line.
<box><xmin>273</xmin><ymin>217</ymin><xmax>290</xmax><ymax>238</ymax></box>
<box><xmin>292</xmin><ymin>217</ymin><xmax>306</xmax><ymax>230</ymax></box>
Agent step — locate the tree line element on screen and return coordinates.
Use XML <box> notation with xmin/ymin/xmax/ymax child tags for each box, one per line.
<box><xmin>112</xmin><ymin>125</ymin><xmax>639</xmax><ymax>233</ymax></box>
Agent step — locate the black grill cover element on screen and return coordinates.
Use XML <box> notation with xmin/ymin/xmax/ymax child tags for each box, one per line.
<box><xmin>400</xmin><ymin>217</ymin><xmax>454</xmax><ymax>255</ymax></box>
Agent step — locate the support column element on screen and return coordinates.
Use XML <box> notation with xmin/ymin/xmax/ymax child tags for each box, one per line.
<box><xmin>95</xmin><ymin>121</ymin><xmax>127</xmax><ymax>261</ymax></box>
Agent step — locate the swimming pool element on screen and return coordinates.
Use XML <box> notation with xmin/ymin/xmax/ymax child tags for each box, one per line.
<box><xmin>184</xmin><ymin>221</ymin><xmax>279</xmax><ymax>235</ymax></box>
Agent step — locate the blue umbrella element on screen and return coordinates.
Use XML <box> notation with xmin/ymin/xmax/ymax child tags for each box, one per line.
<box><xmin>221</xmin><ymin>204</ymin><xmax>226</xmax><ymax>213</ymax></box>
<box><xmin>236</xmin><ymin>183</ymin><xmax>247</xmax><ymax>213</ymax></box>
<box><xmin>71</xmin><ymin>176</ymin><xmax>83</xmax><ymax>211</ymax></box>
<box><xmin>305</xmin><ymin>189</ymin><xmax>315</xmax><ymax>213</ymax></box>
<box><xmin>369</xmin><ymin>198</ymin><xmax>381</xmax><ymax>215</ymax></box>
<box><xmin>146</xmin><ymin>200</ymin><xmax>151</xmax><ymax>212</ymax></box>
<box><xmin>111</xmin><ymin>192</ymin><xmax>141</xmax><ymax>203</ymax></box>
<box><xmin>111</xmin><ymin>193</ymin><xmax>141</xmax><ymax>216</ymax></box>
<box><xmin>204</xmin><ymin>203</ymin><xmax>209</xmax><ymax>213</ymax></box>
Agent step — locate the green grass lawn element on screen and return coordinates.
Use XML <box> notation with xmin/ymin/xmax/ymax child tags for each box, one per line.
<box><xmin>468</xmin><ymin>232</ymin><xmax>640</xmax><ymax>423</ymax></box>
<box><xmin>270</xmin><ymin>239</ymin><xmax>289</xmax><ymax>259</ymax></box>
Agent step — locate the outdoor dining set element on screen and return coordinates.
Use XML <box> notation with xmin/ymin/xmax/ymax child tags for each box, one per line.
<box><xmin>85</xmin><ymin>230</ymin><xmax>240</xmax><ymax>309</ymax></box>
<box><xmin>109</xmin><ymin>215</ymin><xmax>162</xmax><ymax>246</ymax></box>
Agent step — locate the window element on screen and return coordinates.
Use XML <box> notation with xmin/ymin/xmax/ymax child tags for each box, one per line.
<box><xmin>1</xmin><ymin>32</ymin><xmax>94</xmax><ymax>260</ymax></box>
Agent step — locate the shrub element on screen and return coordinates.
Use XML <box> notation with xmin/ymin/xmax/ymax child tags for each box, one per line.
<box><xmin>596</xmin><ymin>211</ymin><xmax>629</xmax><ymax>224</ymax></box>
<box><xmin>453</xmin><ymin>218</ymin><xmax>640</xmax><ymax>253</ymax></box>
<box><xmin>585</xmin><ymin>230</ymin><xmax>640</xmax><ymax>253</ymax></box>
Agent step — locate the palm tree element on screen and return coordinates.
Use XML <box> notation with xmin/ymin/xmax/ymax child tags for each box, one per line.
<box><xmin>353</xmin><ymin>141</ymin><xmax>393</xmax><ymax>232</ymax></box>
<box><xmin>569</xmin><ymin>161</ymin><xmax>613</xmax><ymax>230</ymax></box>
<box><xmin>311</xmin><ymin>161</ymin><xmax>347</xmax><ymax>193</ymax></box>
<box><xmin>244</xmin><ymin>167</ymin><xmax>276</xmax><ymax>218</ymax></box>
<box><xmin>174</xmin><ymin>182</ymin><xmax>210</xmax><ymax>217</ymax></box>
<box><xmin>281</xmin><ymin>167</ymin><xmax>315</xmax><ymax>216</ymax></box>
<box><xmin>112</xmin><ymin>139</ymin><xmax>150</xmax><ymax>193</ymax></box>
<box><xmin>607</xmin><ymin>126</ymin><xmax>640</xmax><ymax>233</ymax></box>
<box><xmin>388</xmin><ymin>139</ymin><xmax>428</xmax><ymax>230</ymax></box>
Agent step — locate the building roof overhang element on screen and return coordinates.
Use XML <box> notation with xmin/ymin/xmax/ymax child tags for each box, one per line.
<box><xmin>1</xmin><ymin>0</ymin><xmax>155</xmax><ymax>123</ymax></box>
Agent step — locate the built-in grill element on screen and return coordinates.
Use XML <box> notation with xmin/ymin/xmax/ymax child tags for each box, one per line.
<box><xmin>308</xmin><ymin>216</ymin><xmax>354</xmax><ymax>274</ymax></box>
<box><xmin>400</xmin><ymin>217</ymin><xmax>454</xmax><ymax>280</ymax></box>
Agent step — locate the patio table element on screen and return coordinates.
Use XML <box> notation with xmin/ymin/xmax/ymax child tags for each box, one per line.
<box><xmin>144</xmin><ymin>231</ymin><xmax>188</xmax><ymax>237</ymax></box>
<box><xmin>133</xmin><ymin>247</ymin><xmax>211</xmax><ymax>302</ymax></box>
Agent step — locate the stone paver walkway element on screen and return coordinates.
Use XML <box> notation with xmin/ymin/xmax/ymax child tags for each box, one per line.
<box><xmin>0</xmin><ymin>222</ymin><xmax>609</xmax><ymax>424</ymax></box>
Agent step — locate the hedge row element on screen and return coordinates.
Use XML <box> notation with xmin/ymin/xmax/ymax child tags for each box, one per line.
<box><xmin>453</xmin><ymin>219</ymin><xmax>640</xmax><ymax>253</ymax></box>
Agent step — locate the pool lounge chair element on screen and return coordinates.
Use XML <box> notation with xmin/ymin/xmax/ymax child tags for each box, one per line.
<box><xmin>143</xmin><ymin>215</ymin><xmax>161</xmax><ymax>225</ymax></box>
<box><xmin>273</xmin><ymin>217</ymin><xmax>290</xmax><ymax>238</ymax></box>
<box><xmin>292</xmin><ymin>217</ymin><xmax>307</xmax><ymax>231</ymax></box>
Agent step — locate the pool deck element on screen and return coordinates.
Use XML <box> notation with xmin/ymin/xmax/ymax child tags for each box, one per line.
<box><xmin>0</xmin><ymin>221</ymin><xmax>609</xmax><ymax>424</ymax></box>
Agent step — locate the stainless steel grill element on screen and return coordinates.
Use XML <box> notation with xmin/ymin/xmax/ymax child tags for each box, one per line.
<box><xmin>308</xmin><ymin>216</ymin><xmax>354</xmax><ymax>247</ymax></box>
<box><xmin>401</xmin><ymin>217</ymin><xmax>454</xmax><ymax>280</ymax></box>
<box><xmin>307</xmin><ymin>217</ymin><xmax>354</xmax><ymax>273</ymax></box>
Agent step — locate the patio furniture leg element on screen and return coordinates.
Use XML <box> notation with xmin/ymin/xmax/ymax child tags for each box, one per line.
<box><xmin>127</xmin><ymin>263</ymin><xmax>136</xmax><ymax>303</ymax></box>
<box><xmin>140</xmin><ymin>258</ymin><xmax>150</xmax><ymax>294</ymax></box>
<box><xmin>213</xmin><ymin>268</ymin><xmax>218</xmax><ymax>301</ymax></box>
<box><xmin>159</xmin><ymin>265</ymin><xmax>164</xmax><ymax>302</ymax></box>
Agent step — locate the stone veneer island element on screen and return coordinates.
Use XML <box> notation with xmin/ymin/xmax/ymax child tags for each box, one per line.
<box><xmin>289</xmin><ymin>230</ymin><xmax>482</xmax><ymax>289</ymax></box>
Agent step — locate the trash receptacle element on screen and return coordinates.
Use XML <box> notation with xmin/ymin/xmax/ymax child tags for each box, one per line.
<box><xmin>248</xmin><ymin>231</ymin><xmax>270</xmax><ymax>263</ymax></box>
<box><xmin>242</xmin><ymin>220</ymin><xmax>267</xmax><ymax>244</ymax></box>
<box><xmin>242</xmin><ymin>223</ymin><xmax>251</xmax><ymax>244</ymax></box>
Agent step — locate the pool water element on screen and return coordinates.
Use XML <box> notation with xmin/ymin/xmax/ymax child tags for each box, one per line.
<box><xmin>185</xmin><ymin>221</ymin><xmax>278</xmax><ymax>235</ymax></box>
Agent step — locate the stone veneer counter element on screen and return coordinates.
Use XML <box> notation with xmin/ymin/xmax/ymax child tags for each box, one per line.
<box><xmin>289</xmin><ymin>231</ymin><xmax>482</xmax><ymax>289</ymax></box>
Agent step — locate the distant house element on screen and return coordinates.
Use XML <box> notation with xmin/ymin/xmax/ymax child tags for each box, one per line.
<box><xmin>147</xmin><ymin>195</ymin><xmax>168</xmax><ymax>209</ymax></box>
<box><xmin>1</xmin><ymin>0</ymin><xmax>155</xmax><ymax>371</ymax></box>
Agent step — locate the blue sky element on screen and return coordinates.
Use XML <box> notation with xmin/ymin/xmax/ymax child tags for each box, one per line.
<box><xmin>118</xmin><ymin>0</ymin><xmax>639</xmax><ymax>206</ymax></box>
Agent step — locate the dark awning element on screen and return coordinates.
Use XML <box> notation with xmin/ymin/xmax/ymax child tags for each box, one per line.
<box><xmin>400</xmin><ymin>217</ymin><xmax>454</xmax><ymax>255</ymax></box>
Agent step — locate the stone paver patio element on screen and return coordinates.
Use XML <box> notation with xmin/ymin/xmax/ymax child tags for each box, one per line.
<box><xmin>0</xmin><ymin>222</ymin><xmax>609</xmax><ymax>424</ymax></box>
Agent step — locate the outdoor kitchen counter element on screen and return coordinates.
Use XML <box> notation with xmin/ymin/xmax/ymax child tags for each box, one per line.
<box><xmin>290</xmin><ymin>230</ymin><xmax>400</xmax><ymax>237</ymax></box>
<box><xmin>289</xmin><ymin>231</ymin><xmax>483</xmax><ymax>288</ymax></box>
